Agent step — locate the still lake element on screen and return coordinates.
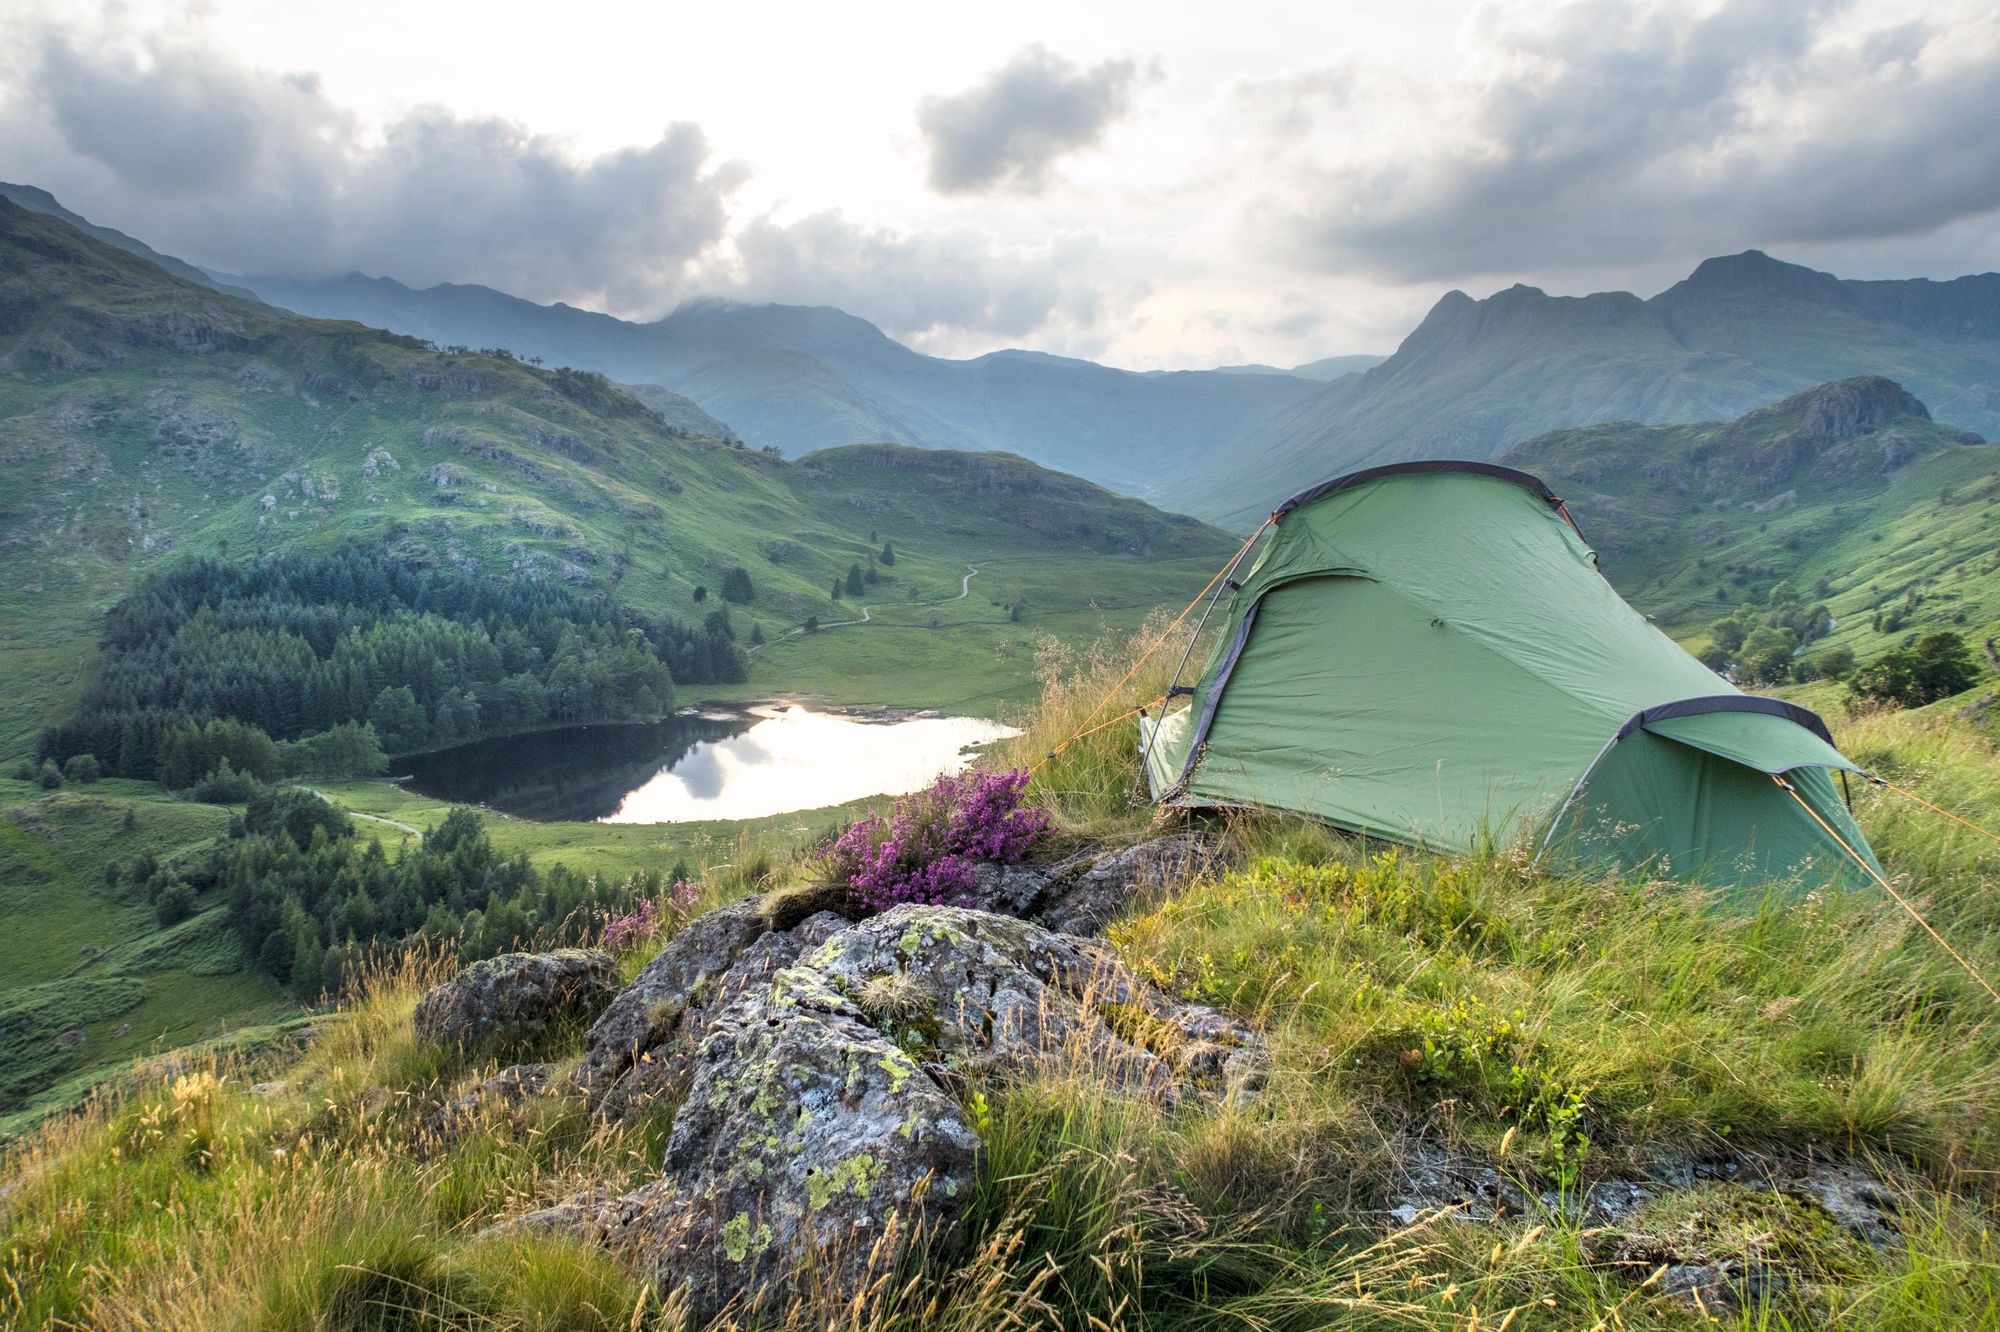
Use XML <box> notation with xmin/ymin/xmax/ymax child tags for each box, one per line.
<box><xmin>399</xmin><ymin>705</ymin><xmax>1018</xmax><ymax>823</ymax></box>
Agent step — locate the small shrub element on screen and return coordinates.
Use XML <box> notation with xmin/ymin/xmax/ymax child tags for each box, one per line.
<box><xmin>186</xmin><ymin>760</ymin><xmax>261</xmax><ymax>804</ymax></box>
<box><xmin>155</xmin><ymin>882</ymin><xmax>198</xmax><ymax>926</ymax></box>
<box><xmin>816</xmin><ymin>768</ymin><xmax>1051</xmax><ymax>912</ymax></box>
<box><xmin>38</xmin><ymin>759</ymin><xmax>63</xmax><ymax>789</ymax></box>
<box><xmin>1849</xmin><ymin>632</ymin><xmax>1981</xmax><ymax>708</ymax></box>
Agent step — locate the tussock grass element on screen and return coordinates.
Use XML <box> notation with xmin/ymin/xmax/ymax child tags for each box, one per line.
<box><xmin>1002</xmin><ymin>611</ymin><xmax>1215</xmax><ymax>839</ymax></box>
<box><xmin>9</xmin><ymin>650</ymin><xmax>2000</xmax><ymax>1328</ymax></box>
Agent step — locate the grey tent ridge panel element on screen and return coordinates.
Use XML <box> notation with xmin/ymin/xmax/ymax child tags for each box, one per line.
<box><xmin>1143</xmin><ymin>460</ymin><xmax>1881</xmax><ymax>885</ymax></box>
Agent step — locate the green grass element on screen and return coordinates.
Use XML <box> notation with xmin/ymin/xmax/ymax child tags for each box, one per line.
<box><xmin>0</xmin><ymin>778</ymin><xmax>296</xmax><ymax>1133</ymax></box>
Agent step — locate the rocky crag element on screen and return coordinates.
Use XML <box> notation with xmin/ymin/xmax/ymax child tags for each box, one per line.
<box><xmin>410</xmin><ymin>835</ymin><xmax>1255</xmax><ymax>1318</ymax></box>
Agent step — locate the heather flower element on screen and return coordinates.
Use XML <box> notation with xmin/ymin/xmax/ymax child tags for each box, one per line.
<box><xmin>602</xmin><ymin>879</ymin><xmax>698</xmax><ymax>951</ymax></box>
<box><xmin>817</xmin><ymin>768</ymin><xmax>1052</xmax><ymax>913</ymax></box>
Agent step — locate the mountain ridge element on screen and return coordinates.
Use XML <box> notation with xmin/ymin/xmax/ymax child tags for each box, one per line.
<box><xmin>203</xmin><ymin>264</ymin><xmax>1323</xmax><ymax>495</ymax></box>
<box><xmin>1197</xmin><ymin>251</ymin><xmax>2000</xmax><ymax>524</ymax></box>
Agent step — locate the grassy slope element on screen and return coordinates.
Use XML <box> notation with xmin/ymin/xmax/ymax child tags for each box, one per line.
<box><xmin>0</xmin><ymin>770</ymin><xmax>896</xmax><ymax>1134</ymax></box>
<box><xmin>0</xmin><ymin>198</ymin><xmax>1231</xmax><ymax>757</ymax></box>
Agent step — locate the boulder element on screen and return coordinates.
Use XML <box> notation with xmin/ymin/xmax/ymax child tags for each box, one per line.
<box><xmin>572</xmin><ymin>896</ymin><xmax>849</xmax><ymax>1117</ymax></box>
<box><xmin>954</xmin><ymin>834</ymin><xmax>1212</xmax><ymax>937</ymax></box>
<box><xmin>586</xmin><ymin>909</ymin><xmax>850</xmax><ymax>1123</ymax></box>
<box><xmin>412</xmin><ymin>949</ymin><xmax>619</xmax><ymax>1056</ymax></box>
<box><xmin>529</xmin><ymin>903</ymin><xmax>1264</xmax><ymax>1317</ymax></box>
<box><xmin>1036</xmin><ymin>833</ymin><xmax>1212</xmax><ymax>936</ymax></box>
<box><xmin>796</xmin><ymin>905</ymin><xmax>1262</xmax><ymax>1103</ymax></box>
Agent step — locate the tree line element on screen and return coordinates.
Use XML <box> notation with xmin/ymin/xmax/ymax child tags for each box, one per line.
<box><xmin>118</xmin><ymin>790</ymin><xmax>665</xmax><ymax>997</ymax></box>
<box><xmin>38</xmin><ymin>545</ymin><xmax>749</xmax><ymax>782</ymax></box>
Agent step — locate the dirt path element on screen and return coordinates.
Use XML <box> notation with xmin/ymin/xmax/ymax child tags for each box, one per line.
<box><xmin>751</xmin><ymin>563</ymin><xmax>980</xmax><ymax>653</ymax></box>
<box><xmin>302</xmin><ymin>787</ymin><xmax>424</xmax><ymax>839</ymax></box>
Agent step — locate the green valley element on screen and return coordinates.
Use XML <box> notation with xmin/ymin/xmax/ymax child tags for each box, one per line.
<box><xmin>0</xmin><ymin>196</ymin><xmax>1232</xmax><ymax>1129</ymax></box>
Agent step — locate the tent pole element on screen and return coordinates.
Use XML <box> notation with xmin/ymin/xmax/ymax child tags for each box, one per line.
<box><xmin>1138</xmin><ymin>516</ymin><xmax>1272</xmax><ymax>784</ymax></box>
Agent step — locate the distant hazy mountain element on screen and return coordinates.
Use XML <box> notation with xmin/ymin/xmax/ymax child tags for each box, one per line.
<box><xmin>1209</xmin><ymin>354</ymin><xmax>1385</xmax><ymax>381</ymax></box>
<box><xmin>614</xmin><ymin>382</ymin><xmax>741</xmax><ymax>441</ymax></box>
<box><xmin>217</xmin><ymin>272</ymin><xmax>1323</xmax><ymax>498</ymax></box>
<box><xmin>1199</xmin><ymin>252</ymin><xmax>2000</xmax><ymax>524</ymax></box>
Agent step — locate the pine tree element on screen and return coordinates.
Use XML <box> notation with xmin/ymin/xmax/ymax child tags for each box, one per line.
<box><xmin>845</xmin><ymin>564</ymin><xmax>865</xmax><ymax>596</ymax></box>
<box><xmin>879</xmin><ymin>541</ymin><xmax>896</xmax><ymax>566</ymax></box>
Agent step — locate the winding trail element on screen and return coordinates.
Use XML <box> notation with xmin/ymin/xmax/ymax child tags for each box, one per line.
<box><xmin>750</xmin><ymin>563</ymin><xmax>980</xmax><ymax>653</ymax></box>
<box><xmin>303</xmin><ymin>787</ymin><xmax>424</xmax><ymax>840</ymax></box>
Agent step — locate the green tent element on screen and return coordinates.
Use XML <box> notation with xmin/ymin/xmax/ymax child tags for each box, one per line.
<box><xmin>1141</xmin><ymin>462</ymin><xmax>1881</xmax><ymax>885</ymax></box>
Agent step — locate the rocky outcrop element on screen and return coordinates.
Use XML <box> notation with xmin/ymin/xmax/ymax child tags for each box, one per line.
<box><xmin>1036</xmin><ymin>834</ymin><xmax>1213</xmax><ymax>936</ymax></box>
<box><xmin>573</xmin><ymin>836</ymin><xmax>1206</xmax><ymax>1123</ymax></box>
<box><xmin>413</xmin><ymin>949</ymin><xmax>619</xmax><ymax>1057</ymax></box>
<box><xmin>572</xmin><ymin>898</ymin><xmax>852</xmax><ymax>1122</ymax></box>
<box><xmin>955</xmin><ymin>833</ymin><xmax>1211</xmax><ymax>937</ymax></box>
<box><xmin>531</xmin><ymin>890</ymin><xmax>1261</xmax><ymax>1318</ymax></box>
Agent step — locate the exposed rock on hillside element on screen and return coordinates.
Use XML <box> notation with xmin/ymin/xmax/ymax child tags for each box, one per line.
<box><xmin>412</xmin><ymin>948</ymin><xmax>619</xmax><ymax>1056</ymax></box>
<box><xmin>574</xmin><ymin>836</ymin><xmax>1210</xmax><ymax>1121</ymax></box>
<box><xmin>531</xmin><ymin>847</ymin><xmax>1261</xmax><ymax>1316</ymax></box>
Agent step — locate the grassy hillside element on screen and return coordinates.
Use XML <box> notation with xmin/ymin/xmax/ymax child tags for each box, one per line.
<box><xmin>1199</xmin><ymin>252</ymin><xmax>2000</xmax><ymax>524</ymax></box>
<box><xmin>0</xmin><ymin>196</ymin><xmax>1231</xmax><ymax>757</ymax></box>
<box><xmin>7</xmin><ymin>632</ymin><xmax>2000</xmax><ymax>1328</ymax></box>
<box><xmin>1499</xmin><ymin>377</ymin><xmax>2000</xmax><ymax>670</ymax></box>
<box><xmin>0</xmin><ymin>765</ymin><xmax>895</xmax><ymax>1135</ymax></box>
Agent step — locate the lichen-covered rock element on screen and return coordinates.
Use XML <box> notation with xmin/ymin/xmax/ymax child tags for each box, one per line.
<box><xmin>634</xmin><ymin>987</ymin><xmax>984</xmax><ymax>1317</ymax></box>
<box><xmin>799</xmin><ymin>904</ymin><xmax>1262</xmax><ymax>1103</ymax></box>
<box><xmin>536</xmin><ymin>902</ymin><xmax>1264</xmax><ymax>1317</ymax></box>
<box><xmin>1036</xmin><ymin>834</ymin><xmax>1212</xmax><ymax>936</ymax></box>
<box><xmin>412</xmin><ymin>949</ymin><xmax>618</xmax><ymax>1056</ymax></box>
<box><xmin>571</xmin><ymin>898</ymin><xmax>771</xmax><ymax>1104</ymax></box>
<box><xmin>572</xmin><ymin>896</ymin><xmax>845</xmax><ymax>1118</ymax></box>
<box><xmin>589</xmin><ymin>910</ymin><xmax>850</xmax><ymax>1122</ymax></box>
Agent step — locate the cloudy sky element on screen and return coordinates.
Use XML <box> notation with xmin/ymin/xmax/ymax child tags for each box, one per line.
<box><xmin>2</xmin><ymin>0</ymin><xmax>1995</xmax><ymax>368</ymax></box>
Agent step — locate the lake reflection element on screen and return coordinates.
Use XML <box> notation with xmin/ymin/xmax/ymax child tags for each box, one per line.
<box><xmin>399</xmin><ymin>706</ymin><xmax>1017</xmax><ymax>824</ymax></box>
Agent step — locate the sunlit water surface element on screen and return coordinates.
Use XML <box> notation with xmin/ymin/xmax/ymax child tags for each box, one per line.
<box><xmin>399</xmin><ymin>705</ymin><xmax>1017</xmax><ymax>823</ymax></box>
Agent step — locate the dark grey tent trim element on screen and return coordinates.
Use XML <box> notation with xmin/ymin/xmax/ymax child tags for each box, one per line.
<box><xmin>1612</xmin><ymin>695</ymin><xmax>1837</xmax><ymax>747</ymax></box>
<box><xmin>1167</xmin><ymin>599</ymin><xmax>1263</xmax><ymax>794</ymax></box>
<box><xmin>1273</xmin><ymin>460</ymin><xmax>1565</xmax><ymax>519</ymax></box>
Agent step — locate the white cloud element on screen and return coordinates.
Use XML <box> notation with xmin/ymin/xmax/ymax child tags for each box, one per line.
<box><xmin>917</xmin><ymin>45</ymin><xmax>1152</xmax><ymax>196</ymax></box>
<box><xmin>7</xmin><ymin>21</ymin><xmax>745</xmax><ymax>316</ymax></box>
<box><xmin>1243</xmin><ymin>0</ymin><xmax>2000</xmax><ymax>282</ymax></box>
<box><xmin>703</xmin><ymin>211</ymin><xmax>1146</xmax><ymax>352</ymax></box>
